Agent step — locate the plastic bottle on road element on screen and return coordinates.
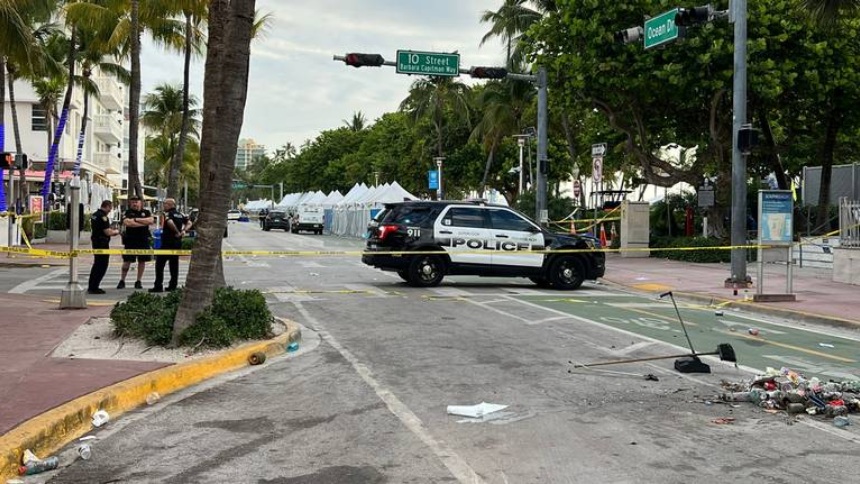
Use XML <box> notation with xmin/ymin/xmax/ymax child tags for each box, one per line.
<box><xmin>18</xmin><ymin>457</ymin><xmax>59</xmax><ymax>475</ymax></box>
<box><xmin>834</xmin><ymin>416</ymin><xmax>851</xmax><ymax>428</ymax></box>
<box><xmin>77</xmin><ymin>443</ymin><xmax>92</xmax><ymax>460</ymax></box>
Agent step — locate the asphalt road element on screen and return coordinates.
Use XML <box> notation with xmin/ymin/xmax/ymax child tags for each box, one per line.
<box><xmin>25</xmin><ymin>221</ymin><xmax>860</xmax><ymax>483</ymax></box>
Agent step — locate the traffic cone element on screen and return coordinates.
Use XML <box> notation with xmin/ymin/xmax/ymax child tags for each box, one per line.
<box><xmin>599</xmin><ymin>224</ymin><xmax>608</xmax><ymax>248</ymax></box>
<box><xmin>569</xmin><ymin>220</ymin><xmax>577</xmax><ymax>235</ymax></box>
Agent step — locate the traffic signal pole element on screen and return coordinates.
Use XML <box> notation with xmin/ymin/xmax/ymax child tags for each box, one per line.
<box><xmin>335</xmin><ymin>54</ymin><xmax>548</xmax><ymax>222</ymax></box>
<box><xmin>730</xmin><ymin>0</ymin><xmax>749</xmax><ymax>285</ymax></box>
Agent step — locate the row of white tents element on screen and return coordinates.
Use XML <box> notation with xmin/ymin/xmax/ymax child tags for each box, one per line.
<box><xmin>244</xmin><ymin>182</ymin><xmax>419</xmax><ymax>237</ymax></box>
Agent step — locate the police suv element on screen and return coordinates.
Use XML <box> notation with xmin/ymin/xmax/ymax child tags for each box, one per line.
<box><xmin>362</xmin><ymin>200</ymin><xmax>605</xmax><ymax>289</ymax></box>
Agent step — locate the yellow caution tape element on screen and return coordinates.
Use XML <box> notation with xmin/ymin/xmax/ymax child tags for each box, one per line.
<box><xmin>0</xmin><ymin>243</ymin><xmax>796</xmax><ymax>259</ymax></box>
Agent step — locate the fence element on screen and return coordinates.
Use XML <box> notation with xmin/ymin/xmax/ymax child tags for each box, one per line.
<box><xmin>839</xmin><ymin>198</ymin><xmax>860</xmax><ymax>248</ymax></box>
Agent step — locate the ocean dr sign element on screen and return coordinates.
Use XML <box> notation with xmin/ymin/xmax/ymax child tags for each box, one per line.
<box><xmin>644</xmin><ymin>9</ymin><xmax>679</xmax><ymax>49</ymax></box>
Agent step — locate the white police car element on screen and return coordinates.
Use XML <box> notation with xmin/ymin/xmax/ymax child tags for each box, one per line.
<box><xmin>362</xmin><ymin>200</ymin><xmax>605</xmax><ymax>289</ymax></box>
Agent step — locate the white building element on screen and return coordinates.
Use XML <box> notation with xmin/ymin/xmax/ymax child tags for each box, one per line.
<box><xmin>1</xmin><ymin>67</ymin><xmax>136</xmax><ymax>212</ymax></box>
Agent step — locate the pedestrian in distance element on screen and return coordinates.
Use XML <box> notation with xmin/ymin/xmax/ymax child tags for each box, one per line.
<box><xmin>87</xmin><ymin>200</ymin><xmax>120</xmax><ymax>294</ymax></box>
<box><xmin>117</xmin><ymin>195</ymin><xmax>154</xmax><ymax>290</ymax></box>
<box><xmin>150</xmin><ymin>198</ymin><xmax>190</xmax><ymax>293</ymax></box>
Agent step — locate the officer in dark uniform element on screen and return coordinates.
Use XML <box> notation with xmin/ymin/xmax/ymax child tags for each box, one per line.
<box><xmin>117</xmin><ymin>195</ymin><xmax>154</xmax><ymax>289</ymax></box>
<box><xmin>88</xmin><ymin>200</ymin><xmax>120</xmax><ymax>294</ymax></box>
<box><xmin>150</xmin><ymin>198</ymin><xmax>189</xmax><ymax>293</ymax></box>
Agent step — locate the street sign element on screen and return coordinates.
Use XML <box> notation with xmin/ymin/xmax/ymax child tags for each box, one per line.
<box><xmin>428</xmin><ymin>170</ymin><xmax>439</xmax><ymax>190</ymax></box>
<box><xmin>231</xmin><ymin>181</ymin><xmax>247</xmax><ymax>190</ymax></box>
<box><xmin>396</xmin><ymin>50</ymin><xmax>460</xmax><ymax>77</ymax></box>
<box><xmin>592</xmin><ymin>156</ymin><xmax>603</xmax><ymax>183</ymax></box>
<box><xmin>697</xmin><ymin>186</ymin><xmax>715</xmax><ymax>208</ymax></box>
<box><xmin>759</xmin><ymin>190</ymin><xmax>793</xmax><ymax>246</ymax></box>
<box><xmin>644</xmin><ymin>9</ymin><xmax>679</xmax><ymax>49</ymax></box>
<box><xmin>572</xmin><ymin>180</ymin><xmax>582</xmax><ymax>199</ymax></box>
<box><xmin>591</xmin><ymin>143</ymin><xmax>606</xmax><ymax>156</ymax></box>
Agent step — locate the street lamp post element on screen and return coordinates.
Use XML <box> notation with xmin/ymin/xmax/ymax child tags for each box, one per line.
<box><xmin>514</xmin><ymin>136</ymin><xmax>527</xmax><ymax>195</ymax></box>
<box><xmin>434</xmin><ymin>157</ymin><xmax>445</xmax><ymax>200</ymax></box>
<box><xmin>730</xmin><ymin>0</ymin><xmax>749</xmax><ymax>285</ymax></box>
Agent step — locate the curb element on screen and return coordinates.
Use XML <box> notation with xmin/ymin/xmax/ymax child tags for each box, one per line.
<box><xmin>0</xmin><ymin>320</ymin><xmax>301</xmax><ymax>480</ymax></box>
<box><xmin>601</xmin><ymin>278</ymin><xmax>860</xmax><ymax>329</ymax></box>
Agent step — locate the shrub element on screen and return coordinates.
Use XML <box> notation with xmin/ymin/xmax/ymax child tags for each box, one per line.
<box><xmin>181</xmin><ymin>236</ymin><xmax>196</xmax><ymax>251</ymax></box>
<box><xmin>650</xmin><ymin>236</ymin><xmax>733</xmax><ymax>263</ymax></box>
<box><xmin>110</xmin><ymin>290</ymin><xmax>183</xmax><ymax>346</ymax></box>
<box><xmin>47</xmin><ymin>211</ymin><xmax>67</xmax><ymax>230</ymax></box>
<box><xmin>110</xmin><ymin>286</ymin><xmax>274</xmax><ymax>349</ymax></box>
<box><xmin>179</xmin><ymin>287</ymin><xmax>273</xmax><ymax>348</ymax></box>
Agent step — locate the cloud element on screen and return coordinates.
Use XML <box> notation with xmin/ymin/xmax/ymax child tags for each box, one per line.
<box><xmin>142</xmin><ymin>0</ymin><xmax>507</xmax><ymax>153</ymax></box>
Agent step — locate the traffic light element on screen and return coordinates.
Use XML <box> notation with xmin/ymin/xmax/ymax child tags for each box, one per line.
<box><xmin>469</xmin><ymin>66</ymin><xmax>508</xmax><ymax>79</ymax></box>
<box><xmin>14</xmin><ymin>153</ymin><xmax>27</xmax><ymax>169</ymax></box>
<box><xmin>0</xmin><ymin>152</ymin><xmax>12</xmax><ymax>170</ymax></box>
<box><xmin>738</xmin><ymin>124</ymin><xmax>759</xmax><ymax>155</ymax></box>
<box><xmin>614</xmin><ymin>26</ymin><xmax>643</xmax><ymax>44</ymax></box>
<box><xmin>343</xmin><ymin>53</ymin><xmax>385</xmax><ymax>68</ymax></box>
<box><xmin>675</xmin><ymin>5</ymin><xmax>713</xmax><ymax>27</ymax></box>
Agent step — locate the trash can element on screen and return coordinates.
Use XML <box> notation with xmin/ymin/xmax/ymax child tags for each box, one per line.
<box><xmin>153</xmin><ymin>228</ymin><xmax>162</xmax><ymax>249</ymax></box>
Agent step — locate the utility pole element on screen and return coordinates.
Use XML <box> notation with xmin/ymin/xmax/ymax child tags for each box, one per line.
<box><xmin>514</xmin><ymin>136</ymin><xmax>526</xmax><ymax>194</ymax></box>
<box><xmin>60</xmin><ymin>175</ymin><xmax>86</xmax><ymax>308</ymax></box>
<box><xmin>730</xmin><ymin>0</ymin><xmax>749</xmax><ymax>285</ymax></box>
<box><xmin>536</xmin><ymin>66</ymin><xmax>548</xmax><ymax>225</ymax></box>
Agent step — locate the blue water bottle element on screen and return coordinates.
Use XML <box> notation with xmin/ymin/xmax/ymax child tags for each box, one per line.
<box><xmin>153</xmin><ymin>228</ymin><xmax>162</xmax><ymax>249</ymax></box>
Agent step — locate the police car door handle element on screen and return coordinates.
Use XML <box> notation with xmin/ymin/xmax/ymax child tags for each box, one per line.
<box><xmin>439</xmin><ymin>230</ymin><xmax>453</xmax><ymax>234</ymax></box>
<box><xmin>495</xmin><ymin>234</ymin><xmax>509</xmax><ymax>238</ymax></box>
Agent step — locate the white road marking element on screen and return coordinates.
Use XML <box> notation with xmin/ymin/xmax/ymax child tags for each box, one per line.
<box><xmin>293</xmin><ymin>301</ymin><xmax>486</xmax><ymax>484</ymax></box>
<box><xmin>9</xmin><ymin>268</ymin><xmax>68</xmax><ymax>293</ymax></box>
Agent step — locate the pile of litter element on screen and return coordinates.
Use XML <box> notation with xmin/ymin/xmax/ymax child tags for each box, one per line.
<box><xmin>720</xmin><ymin>367</ymin><xmax>859</xmax><ymax>426</ymax></box>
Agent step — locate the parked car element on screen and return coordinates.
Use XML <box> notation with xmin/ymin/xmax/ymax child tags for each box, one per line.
<box><xmin>227</xmin><ymin>209</ymin><xmax>241</xmax><ymax>221</ymax></box>
<box><xmin>291</xmin><ymin>206</ymin><xmax>324</xmax><ymax>234</ymax></box>
<box><xmin>362</xmin><ymin>200</ymin><xmax>605</xmax><ymax>288</ymax></box>
<box><xmin>262</xmin><ymin>210</ymin><xmax>291</xmax><ymax>231</ymax></box>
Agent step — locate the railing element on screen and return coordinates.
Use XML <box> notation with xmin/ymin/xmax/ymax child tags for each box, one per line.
<box><xmin>92</xmin><ymin>114</ymin><xmax>122</xmax><ymax>142</ymax></box>
<box><xmin>93</xmin><ymin>152</ymin><xmax>122</xmax><ymax>174</ymax></box>
<box><xmin>839</xmin><ymin>197</ymin><xmax>860</xmax><ymax>248</ymax></box>
<box><xmin>94</xmin><ymin>77</ymin><xmax>124</xmax><ymax>110</ymax></box>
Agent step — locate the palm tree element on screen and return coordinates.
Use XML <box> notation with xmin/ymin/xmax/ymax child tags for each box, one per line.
<box><xmin>74</xmin><ymin>29</ymin><xmax>130</xmax><ymax>175</ymax></box>
<box><xmin>801</xmin><ymin>0</ymin><xmax>859</xmax><ymax>230</ymax></box>
<box><xmin>342</xmin><ymin>111</ymin><xmax>368</xmax><ymax>132</ymax></box>
<box><xmin>399</xmin><ymin>76</ymin><xmax>471</xmax><ymax>158</ymax></box>
<box><xmin>65</xmin><ymin>0</ymin><xmax>184</xmax><ymax>198</ymax></box>
<box><xmin>172</xmin><ymin>0</ymin><xmax>258</xmax><ymax>341</ymax></box>
<box><xmin>479</xmin><ymin>0</ymin><xmax>555</xmax><ymax>68</ymax></box>
<box><xmin>144</xmin><ymin>132</ymin><xmax>200</xmax><ymax>192</ymax></box>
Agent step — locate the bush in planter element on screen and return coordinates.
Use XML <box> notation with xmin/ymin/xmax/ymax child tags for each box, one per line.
<box><xmin>180</xmin><ymin>236</ymin><xmax>196</xmax><ymax>251</ymax></box>
<box><xmin>110</xmin><ymin>287</ymin><xmax>274</xmax><ymax>349</ymax></box>
<box><xmin>48</xmin><ymin>211</ymin><xmax>67</xmax><ymax>230</ymax></box>
<box><xmin>34</xmin><ymin>222</ymin><xmax>47</xmax><ymax>239</ymax></box>
<box><xmin>650</xmin><ymin>236</ymin><xmax>733</xmax><ymax>263</ymax></box>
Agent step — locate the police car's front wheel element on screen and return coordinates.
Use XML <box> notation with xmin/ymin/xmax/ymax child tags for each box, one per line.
<box><xmin>548</xmin><ymin>255</ymin><xmax>585</xmax><ymax>290</ymax></box>
<box><xmin>407</xmin><ymin>255</ymin><xmax>445</xmax><ymax>287</ymax></box>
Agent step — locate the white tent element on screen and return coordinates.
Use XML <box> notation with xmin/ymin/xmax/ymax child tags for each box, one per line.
<box><xmin>330</xmin><ymin>183</ymin><xmax>418</xmax><ymax>237</ymax></box>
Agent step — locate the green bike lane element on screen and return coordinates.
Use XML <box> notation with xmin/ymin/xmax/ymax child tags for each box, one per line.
<box><xmin>515</xmin><ymin>292</ymin><xmax>860</xmax><ymax>381</ymax></box>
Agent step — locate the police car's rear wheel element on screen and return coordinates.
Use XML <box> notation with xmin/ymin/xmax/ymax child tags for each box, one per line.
<box><xmin>407</xmin><ymin>255</ymin><xmax>444</xmax><ymax>287</ymax></box>
<box><xmin>548</xmin><ymin>256</ymin><xmax>585</xmax><ymax>290</ymax></box>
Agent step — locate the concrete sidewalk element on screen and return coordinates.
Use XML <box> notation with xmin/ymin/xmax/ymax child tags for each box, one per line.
<box><xmin>603</xmin><ymin>254</ymin><xmax>859</xmax><ymax>327</ymax></box>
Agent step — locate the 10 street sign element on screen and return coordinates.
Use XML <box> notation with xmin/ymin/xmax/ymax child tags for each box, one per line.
<box><xmin>644</xmin><ymin>9</ymin><xmax>679</xmax><ymax>49</ymax></box>
<box><xmin>396</xmin><ymin>50</ymin><xmax>460</xmax><ymax>77</ymax></box>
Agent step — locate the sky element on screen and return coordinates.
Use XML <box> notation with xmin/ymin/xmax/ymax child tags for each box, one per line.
<box><xmin>140</xmin><ymin>0</ymin><xmax>504</xmax><ymax>155</ymax></box>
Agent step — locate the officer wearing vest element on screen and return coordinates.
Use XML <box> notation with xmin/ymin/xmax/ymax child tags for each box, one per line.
<box><xmin>87</xmin><ymin>200</ymin><xmax>120</xmax><ymax>294</ymax></box>
<box><xmin>118</xmin><ymin>195</ymin><xmax>154</xmax><ymax>289</ymax></box>
<box><xmin>150</xmin><ymin>198</ymin><xmax>190</xmax><ymax>293</ymax></box>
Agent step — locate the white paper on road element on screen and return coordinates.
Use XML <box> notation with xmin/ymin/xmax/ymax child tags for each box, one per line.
<box><xmin>447</xmin><ymin>402</ymin><xmax>508</xmax><ymax>419</ymax></box>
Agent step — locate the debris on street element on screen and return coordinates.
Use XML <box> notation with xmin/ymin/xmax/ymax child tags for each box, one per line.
<box><xmin>447</xmin><ymin>402</ymin><xmax>508</xmax><ymax>419</ymax></box>
<box><xmin>719</xmin><ymin>367</ymin><xmax>860</xmax><ymax>426</ymax></box>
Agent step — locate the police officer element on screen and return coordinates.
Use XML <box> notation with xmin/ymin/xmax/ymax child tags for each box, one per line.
<box><xmin>150</xmin><ymin>198</ymin><xmax>189</xmax><ymax>293</ymax></box>
<box><xmin>87</xmin><ymin>200</ymin><xmax>120</xmax><ymax>294</ymax></box>
<box><xmin>117</xmin><ymin>195</ymin><xmax>154</xmax><ymax>289</ymax></box>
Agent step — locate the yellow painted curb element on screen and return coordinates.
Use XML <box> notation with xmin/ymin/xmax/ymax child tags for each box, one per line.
<box><xmin>0</xmin><ymin>320</ymin><xmax>301</xmax><ymax>479</ymax></box>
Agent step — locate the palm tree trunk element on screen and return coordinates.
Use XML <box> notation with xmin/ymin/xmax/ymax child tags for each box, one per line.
<box><xmin>0</xmin><ymin>57</ymin><xmax>6</xmax><ymax>213</ymax></box>
<box><xmin>480</xmin><ymin>136</ymin><xmax>499</xmax><ymax>194</ymax></box>
<box><xmin>7</xmin><ymin>66</ymin><xmax>26</xmax><ymax>207</ymax></box>
<box><xmin>757</xmin><ymin>107</ymin><xmax>788</xmax><ymax>189</ymax></box>
<box><xmin>74</xmin><ymin>89</ymin><xmax>90</xmax><ymax>175</ymax></box>
<box><xmin>173</xmin><ymin>0</ymin><xmax>256</xmax><ymax>342</ymax></box>
<box><xmin>168</xmin><ymin>11</ymin><xmax>194</xmax><ymax>200</ymax></box>
<box><xmin>815</xmin><ymin>100</ymin><xmax>842</xmax><ymax>232</ymax></box>
<box><xmin>42</xmin><ymin>29</ymin><xmax>76</xmax><ymax>198</ymax></box>
<box><xmin>128</xmin><ymin>0</ymin><xmax>143</xmax><ymax>199</ymax></box>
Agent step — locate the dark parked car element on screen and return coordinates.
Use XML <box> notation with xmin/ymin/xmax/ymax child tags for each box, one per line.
<box><xmin>262</xmin><ymin>210</ymin><xmax>291</xmax><ymax>231</ymax></box>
